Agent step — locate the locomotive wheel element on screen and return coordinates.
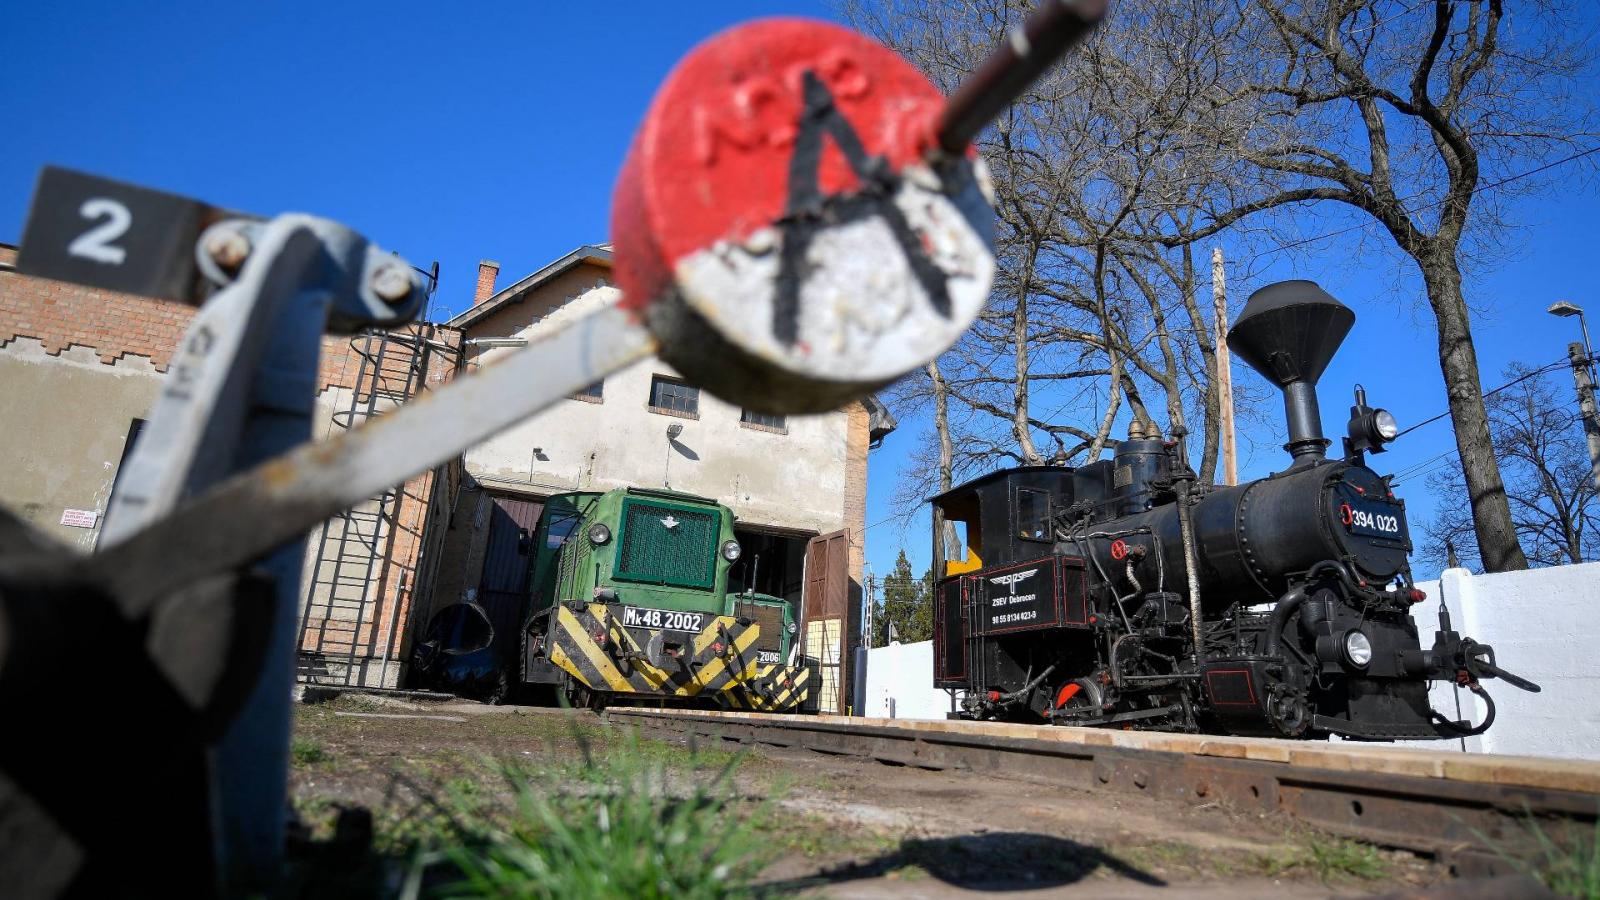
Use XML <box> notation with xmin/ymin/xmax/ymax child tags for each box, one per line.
<box><xmin>564</xmin><ymin>683</ymin><xmax>610</xmax><ymax>712</ymax></box>
<box><xmin>561</xmin><ymin>678</ymin><xmax>592</xmax><ymax>711</ymax></box>
<box><xmin>1050</xmin><ymin>677</ymin><xmax>1103</xmax><ymax>722</ymax></box>
<box><xmin>485</xmin><ymin>668</ymin><xmax>514</xmax><ymax>706</ymax></box>
<box><xmin>1266</xmin><ymin>686</ymin><xmax>1310</xmax><ymax>737</ymax></box>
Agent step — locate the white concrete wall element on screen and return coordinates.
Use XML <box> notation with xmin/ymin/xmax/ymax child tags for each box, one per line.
<box><xmin>462</xmin><ymin>279</ymin><xmax>851</xmax><ymax>534</ymax></box>
<box><xmin>862</xmin><ymin>640</ymin><xmax>955</xmax><ymax>720</ymax></box>
<box><xmin>1407</xmin><ymin>563</ymin><xmax>1600</xmax><ymax>761</ymax></box>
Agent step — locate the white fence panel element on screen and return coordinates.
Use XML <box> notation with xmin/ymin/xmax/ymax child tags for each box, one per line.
<box><xmin>861</xmin><ymin>641</ymin><xmax>954</xmax><ymax>720</ymax></box>
<box><xmin>1409</xmin><ymin>563</ymin><xmax>1600</xmax><ymax>760</ymax></box>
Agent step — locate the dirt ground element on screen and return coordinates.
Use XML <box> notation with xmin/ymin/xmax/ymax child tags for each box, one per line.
<box><xmin>289</xmin><ymin>693</ymin><xmax>1449</xmax><ymax>898</ymax></box>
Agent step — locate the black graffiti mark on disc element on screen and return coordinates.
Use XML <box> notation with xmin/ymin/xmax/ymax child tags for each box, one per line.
<box><xmin>772</xmin><ymin>71</ymin><xmax>954</xmax><ymax>348</ymax></box>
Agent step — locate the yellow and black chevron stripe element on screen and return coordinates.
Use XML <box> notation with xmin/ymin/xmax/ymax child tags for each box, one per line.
<box><xmin>722</xmin><ymin>661</ymin><xmax>814</xmax><ymax>711</ymax></box>
<box><xmin>547</xmin><ymin>602</ymin><xmax>763</xmax><ymax>698</ymax></box>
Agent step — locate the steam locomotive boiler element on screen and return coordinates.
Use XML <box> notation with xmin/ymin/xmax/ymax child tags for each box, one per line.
<box><xmin>931</xmin><ymin>280</ymin><xmax>1538</xmax><ymax>739</ymax></box>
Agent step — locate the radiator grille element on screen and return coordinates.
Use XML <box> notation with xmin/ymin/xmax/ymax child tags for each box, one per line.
<box><xmin>735</xmin><ymin>601</ymin><xmax>786</xmax><ymax>653</ymax></box>
<box><xmin>617</xmin><ymin>501</ymin><xmax>717</xmax><ymax>589</ymax></box>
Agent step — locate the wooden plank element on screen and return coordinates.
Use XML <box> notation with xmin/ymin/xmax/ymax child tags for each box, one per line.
<box><xmin>619</xmin><ymin>708</ymin><xmax>1600</xmax><ymax>792</ymax></box>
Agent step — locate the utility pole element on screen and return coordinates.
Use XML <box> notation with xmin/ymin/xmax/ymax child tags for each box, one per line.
<box><xmin>1567</xmin><ymin>342</ymin><xmax>1600</xmax><ymax>490</ymax></box>
<box><xmin>864</xmin><ymin>572</ymin><xmax>877</xmax><ymax>647</ymax></box>
<box><xmin>1212</xmin><ymin>247</ymin><xmax>1237</xmax><ymax>485</ymax></box>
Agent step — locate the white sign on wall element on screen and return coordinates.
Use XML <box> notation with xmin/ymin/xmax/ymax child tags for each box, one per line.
<box><xmin>59</xmin><ymin>508</ymin><xmax>99</xmax><ymax>529</ymax></box>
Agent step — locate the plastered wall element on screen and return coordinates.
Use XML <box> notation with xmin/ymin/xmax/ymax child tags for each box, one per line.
<box><xmin>461</xmin><ymin>273</ymin><xmax>853</xmax><ymax>538</ymax></box>
<box><xmin>0</xmin><ymin>339</ymin><xmax>163</xmax><ymax>548</ymax></box>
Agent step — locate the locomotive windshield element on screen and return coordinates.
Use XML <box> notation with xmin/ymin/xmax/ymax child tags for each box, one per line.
<box><xmin>527</xmin><ymin>492</ymin><xmax>600</xmax><ymax>601</ymax></box>
<box><xmin>544</xmin><ymin>511</ymin><xmax>580</xmax><ymax>549</ymax></box>
<box><xmin>1017</xmin><ymin>488</ymin><xmax>1051</xmax><ymax>542</ymax></box>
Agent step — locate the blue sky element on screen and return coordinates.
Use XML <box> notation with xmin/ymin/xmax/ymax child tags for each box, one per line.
<box><xmin>4</xmin><ymin>1</ymin><xmax>1597</xmax><ymax>586</ymax></box>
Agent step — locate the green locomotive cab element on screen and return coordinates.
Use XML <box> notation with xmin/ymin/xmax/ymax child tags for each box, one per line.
<box><xmin>515</xmin><ymin>486</ymin><xmax>813</xmax><ymax>710</ymax></box>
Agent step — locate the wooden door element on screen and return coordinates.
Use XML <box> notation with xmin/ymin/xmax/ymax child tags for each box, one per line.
<box><xmin>802</xmin><ymin>529</ymin><xmax>850</xmax><ymax>713</ymax></box>
<box><xmin>477</xmin><ymin>495</ymin><xmax>544</xmax><ymax>660</ymax></box>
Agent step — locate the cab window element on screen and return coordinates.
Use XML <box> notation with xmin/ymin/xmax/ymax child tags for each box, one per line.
<box><xmin>1017</xmin><ymin>488</ymin><xmax>1051</xmax><ymax>542</ymax></box>
<box><xmin>545</xmin><ymin>511</ymin><xmax>580</xmax><ymax>548</ymax></box>
<box><xmin>936</xmin><ymin>494</ymin><xmax>983</xmax><ymax>577</ymax></box>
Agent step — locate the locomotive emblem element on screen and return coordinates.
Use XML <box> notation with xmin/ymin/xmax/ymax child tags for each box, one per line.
<box><xmin>989</xmin><ymin>568</ymin><xmax>1038</xmax><ymax>588</ymax></box>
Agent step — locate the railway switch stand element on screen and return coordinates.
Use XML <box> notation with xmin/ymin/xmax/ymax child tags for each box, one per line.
<box><xmin>0</xmin><ymin>2</ymin><xmax>1107</xmax><ymax>895</ymax></box>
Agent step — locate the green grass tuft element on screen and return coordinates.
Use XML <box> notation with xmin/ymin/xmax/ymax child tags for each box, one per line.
<box><xmin>1303</xmin><ymin>835</ymin><xmax>1386</xmax><ymax>881</ymax></box>
<box><xmin>291</xmin><ymin>738</ymin><xmax>328</xmax><ymax>767</ymax></box>
<box><xmin>1505</xmin><ymin>814</ymin><xmax>1600</xmax><ymax>900</ymax></box>
<box><xmin>403</xmin><ymin>727</ymin><xmax>771</xmax><ymax>899</ymax></box>
<box><xmin>1255</xmin><ymin>833</ymin><xmax>1387</xmax><ymax>882</ymax></box>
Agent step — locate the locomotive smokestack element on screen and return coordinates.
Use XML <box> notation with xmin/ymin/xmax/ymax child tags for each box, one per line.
<box><xmin>1227</xmin><ymin>280</ymin><xmax>1355</xmax><ymax>466</ymax></box>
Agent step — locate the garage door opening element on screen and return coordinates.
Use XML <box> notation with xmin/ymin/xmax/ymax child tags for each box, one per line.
<box><xmin>729</xmin><ymin>528</ymin><xmax>807</xmax><ymax>606</ymax></box>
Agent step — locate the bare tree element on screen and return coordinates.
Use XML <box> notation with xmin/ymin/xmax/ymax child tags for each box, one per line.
<box><xmin>1421</xmin><ymin>363</ymin><xmax>1600</xmax><ymax>570</ymax></box>
<box><xmin>850</xmin><ymin>0</ymin><xmax>1253</xmax><ymax>517</ymax></box>
<box><xmin>1161</xmin><ymin>0</ymin><xmax>1595</xmax><ymax>570</ymax></box>
<box><xmin>857</xmin><ymin>0</ymin><xmax>1592</xmax><ymax>572</ymax></box>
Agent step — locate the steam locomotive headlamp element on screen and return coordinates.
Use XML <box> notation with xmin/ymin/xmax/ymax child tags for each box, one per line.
<box><xmin>721</xmin><ymin>539</ymin><xmax>742</xmax><ymax>562</ymax></box>
<box><xmin>1343</xmin><ymin>630</ymin><xmax>1374</xmax><ymax>668</ymax></box>
<box><xmin>1346</xmin><ymin>385</ymin><xmax>1398</xmax><ymax>455</ymax></box>
<box><xmin>588</xmin><ymin>523</ymin><xmax>612</xmax><ymax>545</ymax></box>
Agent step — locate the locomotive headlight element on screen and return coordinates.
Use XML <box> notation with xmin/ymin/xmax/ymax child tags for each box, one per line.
<box><xmin>1344</xmin><ymin>630</ymin><xmax>1374</xmax><ymax>668</ymax></box>
<box><xmin>1373</xmin><ymin>409</ymin><xmax>1399</xmax><ymax>441</ymax></box>
<box><xmin>587</xmin><ymin>523</ymin><xmax>612</xmax><ymax>545</ymax></box>
<box><xmin>1346</xmin><ymin>387</ymin><xmax>1399</xmax><ymax>455</ymax></box>
<box><xmin>721</xmin><ymin>539</ymin><xmax>742</xmax><ymax>562</ymax></box>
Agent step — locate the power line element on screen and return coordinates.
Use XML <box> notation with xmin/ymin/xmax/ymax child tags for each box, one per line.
<box><xmin>1390</xmin><ymin>448</ymin><xmax>1457</xmax><ymax>482</ymax></box>
<box><xmin>942</xmin><ymin>146</ymin><xmax>1600</xmax><ymax>449</ymax></box>
<box><xmin>906</xmin><ymin>147</ymin><xmax>1600</xmax><ymax>508</ymax></box>
<box><xmin>1235</xmin><ymin>145</ymin><xmax>1600</xmax><ymax>268</ymax></box>
<box><xmin>1387</xmin><ymin>358</ymin><xmax>1576</xmax><ymax>485</ymax></box>
<box><xmin>1393</xmin><ymin>358</ymin><xmax>1569</xmax><ymax>440</ymax></box>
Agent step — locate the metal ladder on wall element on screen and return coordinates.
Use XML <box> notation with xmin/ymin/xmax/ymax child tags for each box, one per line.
<box><xmin>295</xmin><ymin>326</ymin><xmax>437</xmax><ymax>686</ymax></box>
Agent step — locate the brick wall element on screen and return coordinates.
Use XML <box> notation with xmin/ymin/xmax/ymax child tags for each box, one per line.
<box><xmin>0</xmin><ymin>241</ymin><xmax>407</xmax><ymax>392</ymax></box>
<box><xmin>842</xmin><ymin>399</ymin><xmax>871</xmax><ymax>585</ymax></box>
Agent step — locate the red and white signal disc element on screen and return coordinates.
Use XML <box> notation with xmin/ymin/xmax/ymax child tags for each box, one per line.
<box><xmin>613</xmin><ymin>18</ymin><xmax>995</xmax><ymax>413</ymax></box>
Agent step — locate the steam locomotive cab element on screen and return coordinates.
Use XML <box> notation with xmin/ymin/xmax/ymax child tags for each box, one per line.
<box><xmin>932</xmin><ymin>280</ymin><xmax>1538</xmax><ymax>740</ymax></box>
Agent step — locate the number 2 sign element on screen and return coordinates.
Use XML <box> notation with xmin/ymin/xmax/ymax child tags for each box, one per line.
<box><xmin>16</xmin><ymin>166</ymin><xmax>250</xmax><ymax>305</ymax></box>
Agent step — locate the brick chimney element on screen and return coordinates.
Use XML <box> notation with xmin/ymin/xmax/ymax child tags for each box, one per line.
<box><xmin>473</xmin><ymin>259</ymin><xmax>500</xmax><ymax>307</ymax></box>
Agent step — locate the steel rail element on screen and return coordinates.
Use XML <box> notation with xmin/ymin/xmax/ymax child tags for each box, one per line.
<box><xmin>610</xmin><ymin>708</ymin><xmax>1600</xmax><ymax>878</ymax></box>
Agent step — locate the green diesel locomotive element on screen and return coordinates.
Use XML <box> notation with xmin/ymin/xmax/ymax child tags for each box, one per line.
<box><xmin>510</xmin><ymin>486</ymin><xmax>813</xmax><ymax>710</ymax></box>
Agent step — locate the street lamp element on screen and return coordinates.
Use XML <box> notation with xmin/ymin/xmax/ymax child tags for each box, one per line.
<box><xmin>1549</xmin><ymin>300</ymin><xmax>1600</xmax><ymax>490</ymax></box>
<box><xmin>1548</xmin><ymin>301</ymin><xmax>1595</xmax><ymax>372</ymax></box>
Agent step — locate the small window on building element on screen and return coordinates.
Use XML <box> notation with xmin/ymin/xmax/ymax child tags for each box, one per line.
<box><xmin>740</xmin><ymin>408</ymin><xmax>787</xmax><ymax>432</ymax></box>
<box><xmin>648</xmin><ymin>376</ymin><xmax>699</xmax><ymax>416</ymax></box>
<box><xmin>1017</xmin><ymin>488</ymin><xmax>1052</xmax><ymax>542</ymax></box>
<box><xmin>571</xmin><ymin>379</ymin><xmax>604</xmax><ymax>403</ymax></box>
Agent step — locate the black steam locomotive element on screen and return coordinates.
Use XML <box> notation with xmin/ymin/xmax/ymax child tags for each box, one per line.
<box><xmin>931</xmin><ymin>280</ymin><xmax>1538</xmax><ymax>740</ymax></box>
